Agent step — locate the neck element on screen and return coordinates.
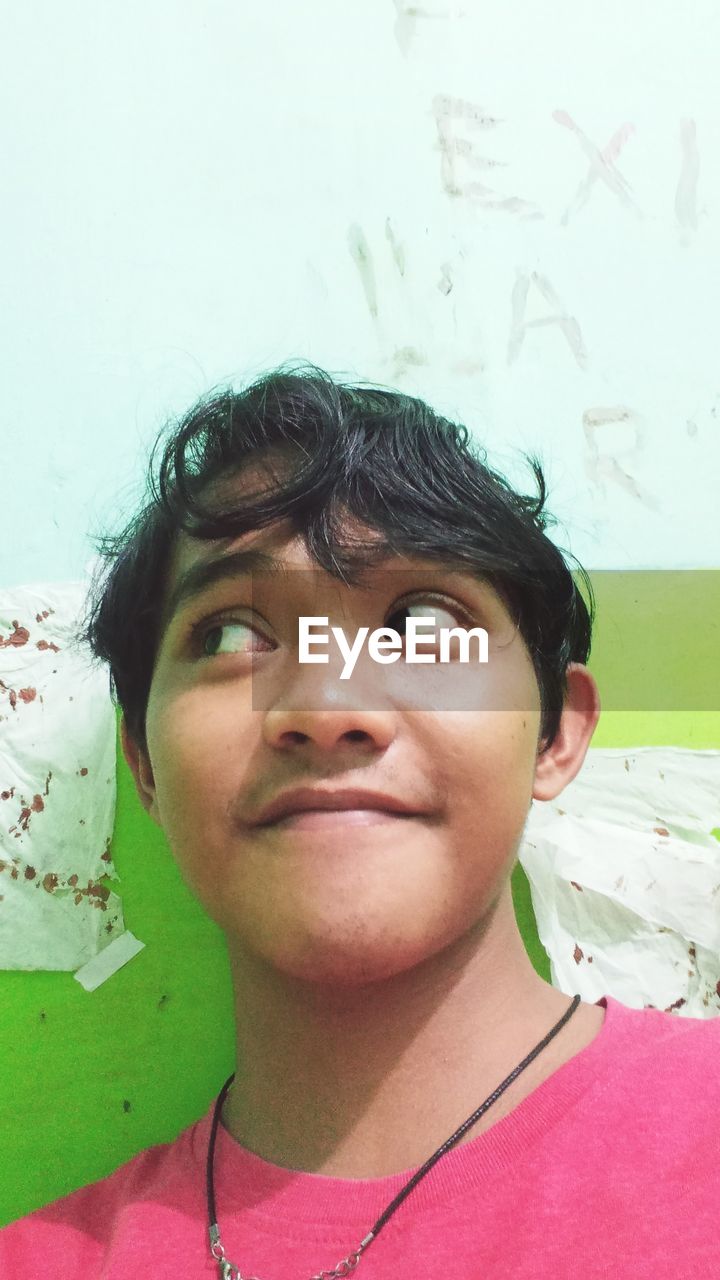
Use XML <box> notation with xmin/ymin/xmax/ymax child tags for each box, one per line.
<box><xmin>221</xmin><ymin>885</ymin><xmax>597</xmax><ymax>1178</ymax></box>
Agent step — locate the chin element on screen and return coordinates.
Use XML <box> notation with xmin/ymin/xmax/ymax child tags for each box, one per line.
<box><xmin>258</xmin><ymin>921</ymin><xmax>462</xmax><ymax>989</ymax></box>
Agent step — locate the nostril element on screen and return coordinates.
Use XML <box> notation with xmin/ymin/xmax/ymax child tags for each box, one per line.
<box><xmin>344</xmin><ymin>730</ymin><xmax>370</xmax><ymax>743</ymax></box>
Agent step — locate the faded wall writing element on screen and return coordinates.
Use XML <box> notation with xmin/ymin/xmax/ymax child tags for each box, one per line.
<box><xmin>2</xmin><ymin>0</ymin><xmax>718</xmax><ymax>579</ymax></box>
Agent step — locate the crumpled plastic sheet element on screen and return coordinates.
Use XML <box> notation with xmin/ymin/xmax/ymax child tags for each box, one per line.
<box><xmin>519</xmin><ymin>747</ymin><xmax>720</xmax><ymax>1018</ymax></box>
<box><xmin>0</xmin><ymin>583</ymin><xmax>124</xmax><ymax>971</ymax></box>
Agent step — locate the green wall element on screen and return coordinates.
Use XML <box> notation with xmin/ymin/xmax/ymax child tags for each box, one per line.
<box><xmin>1</xmin><ymin>571</ymin><xmax>718</xmax><ymax>1227</ymax></box>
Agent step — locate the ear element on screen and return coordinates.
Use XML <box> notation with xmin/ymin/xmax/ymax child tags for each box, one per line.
<box><xmin>532</xmin><ymin>663</ymin><xmax>600</xmax><ymax>801</ymax></box>
<box><xmin>120</xmin><ymin>715</ymin><xmax>162</xmax><ymax>826</ymax></box>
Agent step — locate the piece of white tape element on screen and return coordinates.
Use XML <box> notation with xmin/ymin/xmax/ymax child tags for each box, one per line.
<box><xmin>73</xmin><ymin>930</ymin><xmax>145</xmax><ymax>992</ymax></box>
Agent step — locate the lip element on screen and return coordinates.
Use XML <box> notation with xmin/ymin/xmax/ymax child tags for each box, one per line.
<box><xmin>268</xmin><ymin>809</ymin><xmax>415</xmax><ymax>832</ymax></box>
<box><xmin>249</xmin><ymin>787</ymin><xmax>427</xmax><ymax>828</ymax></box>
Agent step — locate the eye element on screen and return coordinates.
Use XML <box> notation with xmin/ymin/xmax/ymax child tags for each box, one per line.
<box><xmin>196</xmin><ymin>618</ymin><xmax>274</xmax><ymax>657</ymax></box>
<box><xmin>386</xmin><ymin>598</ymin><xmax>466</xmax><ymax>636</ymax></box>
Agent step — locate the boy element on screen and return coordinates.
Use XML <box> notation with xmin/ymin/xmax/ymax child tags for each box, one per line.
<box><xmin>2</xmin><ymin>363</ymin><xmax>718</xmax><ymax>1278</ymax></box>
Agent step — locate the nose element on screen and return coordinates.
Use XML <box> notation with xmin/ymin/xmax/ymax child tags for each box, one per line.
<box><xmin>261</xmin><ymin>657</ymin><xmax>399</xmax><ymax>754</ymax></box>
<box><xmin>262</xmin><ymin>697</ymin><xmax>398</xmax><ymax>754</ymax></box>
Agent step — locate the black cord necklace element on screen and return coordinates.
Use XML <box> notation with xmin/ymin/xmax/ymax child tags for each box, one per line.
<box><xmin>206</xmin><ymin>993</ymin><xmax>582</xmax><ymax>1280</ymax></box>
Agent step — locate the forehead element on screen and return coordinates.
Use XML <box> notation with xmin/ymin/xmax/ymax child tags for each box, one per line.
<box><xmin>164</xmin><ymin>458</ymin><xmax>493</xmax><ymax>602</ymax></box>
<box><xmin>168</xmin><ymin>515</ymin><xmax>386</xmax><ymax>585</ymax></box>
<box><xmin>160</xmin><ymin>518</ymin><xmax>510</xmax><ymax>637</ymax></box>
<box><xmin>167</xmin><ymin>521</ymin><xmax>466</xmax><ymax>598</ymax></box>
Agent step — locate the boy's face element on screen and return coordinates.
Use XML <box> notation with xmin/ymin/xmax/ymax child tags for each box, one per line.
<box><xmin>125</xmin><ymin>514</ymin><xmax>591</xmax><ymax>987</ymax></box>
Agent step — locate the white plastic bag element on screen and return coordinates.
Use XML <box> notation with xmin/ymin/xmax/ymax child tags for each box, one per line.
<box><xmin>520</xmin><ymin>747</ymin><xmax>720</xmax><ymax>1017</ymax></box>
<box><xmin>0</xmin><ymin>583</ymin><xmax>123</xmax><ymax>971</ymax></box>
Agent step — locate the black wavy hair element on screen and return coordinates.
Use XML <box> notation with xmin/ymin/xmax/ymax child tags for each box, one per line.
<box><xmin>82</xmin><ymin>361</ymin><xmax>594</xmax><ymax>750</ymax></box>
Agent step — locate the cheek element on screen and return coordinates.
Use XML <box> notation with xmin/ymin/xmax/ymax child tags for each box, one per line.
<box><xmin>145</xmin><ymin>686</ymin><xmax>255</xmax><ymax>850</ymax></box>
<box><xmin>439</xmin><ymin>712</ymin><xmax>540</xmax><ymax>854</ymax></box>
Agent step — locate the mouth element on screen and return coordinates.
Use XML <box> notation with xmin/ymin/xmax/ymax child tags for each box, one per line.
<box><xmin>250</xmin><ymin>786</ymin><xmax>431</xmax><ymax>830</ymax></box>
<box><xmin>266</xmin><ymin>808</ymin><xmax>419</xmax><ymax>832</ymax></box>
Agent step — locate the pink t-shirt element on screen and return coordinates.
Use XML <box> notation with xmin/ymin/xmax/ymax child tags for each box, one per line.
<box><xmin>3</xmin><ymin>994</ymin><xmax>719</xmax><ymax>1278</ymax></box>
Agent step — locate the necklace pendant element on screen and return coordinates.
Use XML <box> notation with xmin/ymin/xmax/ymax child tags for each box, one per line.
<box><xmin>217</xmin><ymin>1261</ymin><xmax>245</xmax><ymax>1280</ymax></box>
<box><xmin>218</xmin><ymin>1262</ymin><xmax>262</xmax><ymax>1280</ymax></box>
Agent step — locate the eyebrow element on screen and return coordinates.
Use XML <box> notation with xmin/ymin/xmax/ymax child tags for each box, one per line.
<box><xmin>162</xmin><ymin>548</ymin><xmax>285</xmax><ymax>630</ymax></box>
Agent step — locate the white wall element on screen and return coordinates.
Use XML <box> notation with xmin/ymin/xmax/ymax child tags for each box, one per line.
<box><xmin>2</xmin><ymin>0</ymin><xmax>719</xmax><ymax>585</ymax></box>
